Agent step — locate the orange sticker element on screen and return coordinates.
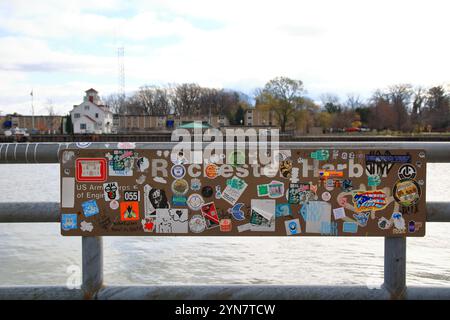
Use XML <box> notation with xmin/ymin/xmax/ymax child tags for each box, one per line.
<box><xmin>204</xmin><ymin>163</ymin><xmax>219</xmax><ymax>179</ymax></box>
<box><xmin>120</xmin><ymin>201</ymin><xmax>140</xmax><ymax>221</ymax></box>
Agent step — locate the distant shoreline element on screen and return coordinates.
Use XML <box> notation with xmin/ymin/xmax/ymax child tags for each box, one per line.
<box><xmin>1</xmin><ymin>132</ymin><xmax>450</xmax><ymax>143</ymax></box>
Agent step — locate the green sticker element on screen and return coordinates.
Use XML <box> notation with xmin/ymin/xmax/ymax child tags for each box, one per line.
<box><xmin>310</xmin><ymin>149</ymin><xmax>329</xmax><ymax>161</ymax></box>
<box><xmin>257</xmin><ymin>184</ymin><xmax>269</xmax><ymax>196</ymax></box>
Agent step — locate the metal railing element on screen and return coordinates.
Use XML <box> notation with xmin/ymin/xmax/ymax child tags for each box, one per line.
<box><xmin>1</xmin><ymin>142</ymin><xmax>450</xmax><ymax>300</ymax></box>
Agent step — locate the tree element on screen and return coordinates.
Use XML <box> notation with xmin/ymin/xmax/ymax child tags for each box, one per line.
<box><xmin>387</xmin><ymin>84</ymin><xmax>413</xmax><ymax>132</ymax></box>
<box><xmin>257</xmin><ymin>77</ymin><xmax>305</xmax><ymax>132</ymax></box>
<box><xmin>233</xmin><ymin>105</ymin><xmax>245</xmax><ymax>125</ymax></box>
<box><xmin>172</xmin><ymin>83</ymin><xmax>202</xmax><ymax>116</ymax></box>
<box><xmin>321</xmin><ymin>93</ymin><xmax>342</xmax><ymax>113</ymax></box>
<box><xmin>64</xmin><ymin>114</ymin><xmax>73</xmax><ymax>134</ymax></box>
<box><xmin>137</xmin><ymin>85</ymin><xmax>171</xmax><ymax>115</ymax></box>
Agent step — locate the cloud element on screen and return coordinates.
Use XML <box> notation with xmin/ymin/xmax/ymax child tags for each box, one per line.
<box><xmin>0</xmin><ymin>0</ymin><xmax>449</xmax><ymax>115</ymax></box>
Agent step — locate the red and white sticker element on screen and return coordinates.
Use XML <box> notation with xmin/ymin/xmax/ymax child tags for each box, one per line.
<box><xmin>76</xmin><ymin>158</ymin><xmax>107</xmax><ymax>182</ymax></box>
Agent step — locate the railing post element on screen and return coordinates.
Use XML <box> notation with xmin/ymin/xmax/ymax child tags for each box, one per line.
<box><xmin>82</xmin><ymin>236</ymin><xmax>103</xmax><ymax>299</ymax></box>
<box><xmin>383</xmin><ymin>237</ymin><xmax>406</xmax><ymax>299</ymax></box>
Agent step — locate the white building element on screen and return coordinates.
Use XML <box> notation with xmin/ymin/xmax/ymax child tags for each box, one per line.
<box><xmin>70</xmin><ymin>88</ymin><xmax>113</xmax><ymax>134</ymax></box>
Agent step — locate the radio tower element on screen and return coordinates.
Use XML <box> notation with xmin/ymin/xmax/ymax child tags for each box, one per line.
<box><xmin>117</xmin><ymin>46</ymin><xmax>125</xmax><ymax>99</ymax></box>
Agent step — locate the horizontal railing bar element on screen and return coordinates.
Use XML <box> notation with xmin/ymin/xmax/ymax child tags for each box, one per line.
<box><xmin>0</xmin><ymin>201</ymin><xmax>449</xmax><ymax>223</ymax></box>
<box><xmin>1</xmin><ymin>285</ymin><xmax>450</xmax><ymax>300</ymax></box>
<box><xmin>1</xmin><ymin>141</ymin><xmax>450</xmax><ymax>163</ymax></box>
<box><xmin>0</xmin><ymin>286</ymin><xmax>83</xmax><ymax>300</ymax></box>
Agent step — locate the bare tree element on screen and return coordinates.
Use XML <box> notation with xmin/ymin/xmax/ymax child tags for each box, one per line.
<box><xmin>172</xmin><ymin>83</ymin><xmax>202</xmax><ymax>116</ymax></box>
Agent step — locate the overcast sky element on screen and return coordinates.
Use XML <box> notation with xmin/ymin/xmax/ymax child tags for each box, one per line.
<box><xmin>0</xmin><ymin>0</ymin><xmax>449</xmax><ymax>115</ymax></box>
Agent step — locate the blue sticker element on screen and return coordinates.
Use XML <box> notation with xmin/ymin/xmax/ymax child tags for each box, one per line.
<box><xmin>229</xmin><ymin>203</ymin><xmax>245</xmax><ymax>221</ymax></box>
<box><xmin>343</xmin><ymin>222</ymin><xmax>358</xmax><ymax>233</ymax></box>
<box><xmin>353</xmin><ymin>212</ymin><xmax>370</xmax><ymax>227</ymax></box>
<box><xmin>61</xmin><ymin>214</ymin><xmax>78</xmax><ymax>231</ymax></box>
<box><xmin>82</xmin><ymin>200</ymin><xmax>99</xmax><ymax>217</ymax></box>
<box><xmin>276</xmin><ymin>203</ymin><xmax>292</xmax><ymax>218</ymax></box>
<box><xmin>321</xmin><ymin>221</ymin><xmax>338</xmax><ymax>235</ymax></box>
<box><xmin>172</xmin><ymin>195</ymin><xmax>187</xmax><ymax>206</ymax></box>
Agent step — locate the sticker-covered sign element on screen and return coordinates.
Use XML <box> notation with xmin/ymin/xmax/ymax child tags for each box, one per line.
<box><xmin>60</xmin><ymin>148</ymin><xmax>427</xmax><ymax>236</ymax></box>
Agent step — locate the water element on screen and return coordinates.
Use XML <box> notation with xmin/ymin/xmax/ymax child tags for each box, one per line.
<box><xmin>1</xmin><ymin>164</ymin><xmax>450</xmax><ymax>287</ymax></box>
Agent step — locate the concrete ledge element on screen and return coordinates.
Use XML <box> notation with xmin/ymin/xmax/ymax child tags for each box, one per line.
<box><xmin>96</xmin><ymin>285</ymin><xmax>391</xmax><ymax>300</ymax></box>
<box><xmin>0</xmin><ymin>286</ymin><xmax>83</xmax><ymax>300</ymax></box>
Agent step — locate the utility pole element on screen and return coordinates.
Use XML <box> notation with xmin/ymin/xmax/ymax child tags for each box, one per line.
<box><xmin>31</xmin><ymin>89</ymin><xmax>35</xmax><ymax>132</ymax></box>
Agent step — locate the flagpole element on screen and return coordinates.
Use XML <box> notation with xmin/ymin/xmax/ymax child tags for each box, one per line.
<box><xmin>31</xmin><ymin>90</ymin><xmax>34</xmax><ymax>132</ymax></box>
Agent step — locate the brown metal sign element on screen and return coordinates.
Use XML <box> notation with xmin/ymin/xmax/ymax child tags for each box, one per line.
<box><xmin>60</xmin><ymin>148</ymin><xmax>426</xmax><ymax>236</ymax></box>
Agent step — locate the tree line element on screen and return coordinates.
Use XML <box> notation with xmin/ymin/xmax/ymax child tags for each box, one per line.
<box><xmin>103</xmin><ymin>84</ymin><xmax>251</xmax><ymax>125</ymax></box>
<box><xmin>103</xmin><ymin>78</ymin><xmax>449</xmax><ymax>133</ymax></box>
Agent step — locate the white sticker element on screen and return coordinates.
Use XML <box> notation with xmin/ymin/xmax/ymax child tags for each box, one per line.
<box><xmin>333</xmin><ymin>207</ymin><xmax>346</xmax><ymax>220</ymax></box>
<box><xmin>61</xmin><ymin>177</ymin><xmax>75</xmax><ymax>208</ymax></box>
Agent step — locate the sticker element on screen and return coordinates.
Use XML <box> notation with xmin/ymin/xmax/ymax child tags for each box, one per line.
<box><xmin>171</xmin><ymin>165</ymin><xmax>186</xmax><ymax>179</ymax></box>
<box><xmin>398</xmin><ymin>164</ymin><xmax>417</xmax><ymax>180</ymax></box>
<box><xmin>325</xmin><ymin>179</ymin><xmax>335</xmax><ymax>191</ymax></box>
<box><xmin>201</xmin><ymin>202</ymin><xmax>220</xmax><ymax>229</ymax></box>
<box><xmin>408</xmin><ymin>221</ymin><xmax>423</xmax><ymax>233</ymax></box>
<box><xmin>110</xmin><ymin>200</ymin><xmax>119</xmax><ymax>210</ymax></box>
<box><xmin>153</xmin><ymin>176</ymin><xmax>166</xmax><ymax>184</ymax></box>
<box><xmin>285</xmin><ymin>219</ymin><xmax>301</xmax><ymax>235</ymax></box>
<box><xmin>378</xmin><ymin>217</ymin><xmax>392</xmax><ymax>230</ymax></box>
<box><xmin>189</xmin><ymin>215</ymin><xmax>207</xmax><ymax>233</ymax></box>
<box><xmin>352</xmin><ymin>212</ymin><xmax>370</xmax><ymax>227</ymax></box>
<box><xmin>75</xmin><ymin>142</ymin><xmax>91</xmax><ymax>148</ymax></box>
<box><xmin>144</xmin><ymin>184</ymin><xmax>170</xmax><ymax>215</ymax></box>
<box><xmin>141</xmin><ymin>217</ymin><xmax>156</xmax><ymax>232</ymax></box>
<box><xmin>136</xmin><ymin>157</ymin><xmax>149</xmax><ymax>172</ymax></box>
<box><xmin>170</xmin><ymin>151</ymin><xmax>189</xmax><ymax>165</ymax></box>
<box><xmin>61</xmin><ymin>177</ymin><xmax>75</xmax><ymax>208</ymax></box>
<box><xmin>204</xmin><ymin>163</ymin><xmax>219</xmax><ymax>179</ymax></box>
<box><xmin>268</xmin><ymin>181</ymin><xmax>284</xmax><ymax>198</ymax></box>
<box><xmin>220</xmin><ymin>219</ymin><xmax>232</xmax><ymax>232</ymax></box>
<box><xmin>222</xmin><ymin>176</ymin><xmax>248</xmax><ymax>205</ymax></box>
<box><xmin>106</xmin><ymin>150</ymin><xmax>136</xmax><ymax>176</ymax></box>
<box><xmin>257</xmin><ymin>184</ymin><xmax>269</xmax><ymax>197</ymax></box>
<box><xmin>392</xmin><ymin>212</ymin><xmax>406</xmax><ymax>233</ymax></box>
<box><xmin>172</xmin><ymin>195</ymin><xmax>187</xmax><ymax>206</ymax></box>
<box><xmin>276</xmin><ymin>203</ymin><xmax>292</xmax><ymax>218</ymax></box>
<box><xmin>191</xmin><ymin>178</ymin><xmax>201</xmax><ymax>191</ymax></box>
<box><xmin>171</xmin><ymin>179</ymin><xmax>189</xmax><ymax>195</ymax></box>
<box><xmin>117</xmin><ymin>142</ymin><xmax>136</xmax><ymax>149</ymax></box>
<box><xmin>81</xmin><ymin>200</ymin><xmax>99</xmax><ymax>217</ymax></box>
<box><xmin>120</xmin><ymin>201</ymin><xmax>140</xmax><ymax>221</ymax></box>
<box><xmin>80</xmin><ymin>221</ymin><xmax>94</xmax><ymax>232</ymax></box>
<box><xmin>103</xmin><ymin>182</ymin><xmax>119</xmax><ymax>201</ymax></box>
<box><xmin>332</xmin><ymin>207</ymin><xmax>346</xmax><ymax>220</ymax></box>
<box><xmin>341</xmin><ymin>179</ymin><xmax>353</xmax><ymax>192</ymax></box>
<box><xmin>393</xmin><ymin>180</ymin><xmax>421</xmax><ymax>207</ymax></box>
<box><xmin>321</xmin><ymin>221</ymin><xmax>338</xmax><ymax>235</ymax></box>
<box><xmin>300</xmin><ymin>201</ymin><xmax>331</xmax><ymax>233</ymax></box>
<box><xmin>237</xmin><ymin>223</ymin><xmax>252</xmax><ymax>232</ymax></box>
<box><xmin>201</xmin><ymin>186</ymin><xmax>214</xmax><ymax>198</ymax></box>
<box><xmin>155</xmin><ymin>209</ymin><xmax>188</xmax><ymax>233</ymax></box>
<box><xmin>321</xmin><ymin>191</ymin><xmax>331</xmax><ymax>202</ymax></box>
<box><xmin>61</xmin><ymin>214</ymin><xmax>78</xmax><ymax>231</ymax></box>
<box><xmin>352</xmin><ymin>190</ymin><xmax>387</xmax><ymax>212</ymax></box>
<box><xmin>343</xmin><ymin>222</ymin><xmax>358</xmax><ymax>233</ymax></box>
<box><xmin>310</xmin><ymin>149</ymin><xmax>329</xmax><ymax>161</ymax></box>
<box><xmin>76</xmin><ymin>158</ymin><xmax>107</xmax><ymax>182</ymax></box>
<box><xmin>215</xmin><ymin>185</ymin><xmax>222</xmax><ymax>199</ymax></box>
<box><xmin>229</xmin><ymin>203</ymin><xmax>245</xmax><ymax>220</ymax></box>
<box><xmin>419</xmin><ymin>151</ymin><xmax>425</xmax><ymax>158</ymax></box>
<box><xmin>124</xmin><ymin>190</ymin><xmax>140</xmax><ymax>201</ymax></box>
<box><xmin>136</xmin><ymin>175</ymin><xmax>146</xmax><ymax>184</ymax></box>
<box><xmin>368</xmin><ymin>175</ymin><xmax>381</xmax><ymax>187</ymax></box>
<box><xmin>62</xmin><ymin>151</ymin><xmax>75</xmax><ymax>164</ymax></box>
<box><xmin>250</xmin><ymin>199</ymin><xmax>276</xmax><ymax>232</ymax></box>
<box><xmin>187</xmin><ymin>193</ymin><xmax>204</xmax><ymax>211</ymax></box>
<box><xmin>279</xmin><ymin>159</ymin><xmax>293</xmax><ymax>178</ymax></box>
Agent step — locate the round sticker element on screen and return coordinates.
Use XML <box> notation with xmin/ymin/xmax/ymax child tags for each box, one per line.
<box><xmin>204</xmin><ymin>163</ymin><xmax>219</xmax><ymax>179</ymax></box>
<box><xmin>321</xmin><ymin>191</ymin><xmax>331</xmax><ymax>202</ymax></box>
<box><xmin>171</xmin><ymin>165</ymin><xmax>186</xmax><ymax>179</ymax></box>
<box><xmin>398</xmin><ymin>164</ymin><xmax>416</xmax><ymax>180</ymax></box>
<box><xmin>189</xmin><ymin>215</ymin><xmax>207</xmax><ymax>233</ymax></box>
<box><xmin>171</xmin><ymin>179</ymin><xmax>189</xmax><ymax>195</ymax></box>
<box><xmin>76</xmin><ymin>142</ymin><xmax>91</xmax><ymax>148</ymax></box>
<box><xmin>187</xmin><ymin>194</ymin><xmax>204</xmax><ymax>211</ymax></box>
<box><xmin>393</xmin><ymin>179</ymin><xmax>421</xmax><ymax>207</ymax></box>
<box><xmin>202</xmin><ymin>186</ymin><xmax>214</xmax><ymax>198</ymax></box>
<box><xmin>110</xmin><ymin>200</ymin><xmax>119</xmax><ymax>210</ymax></box>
